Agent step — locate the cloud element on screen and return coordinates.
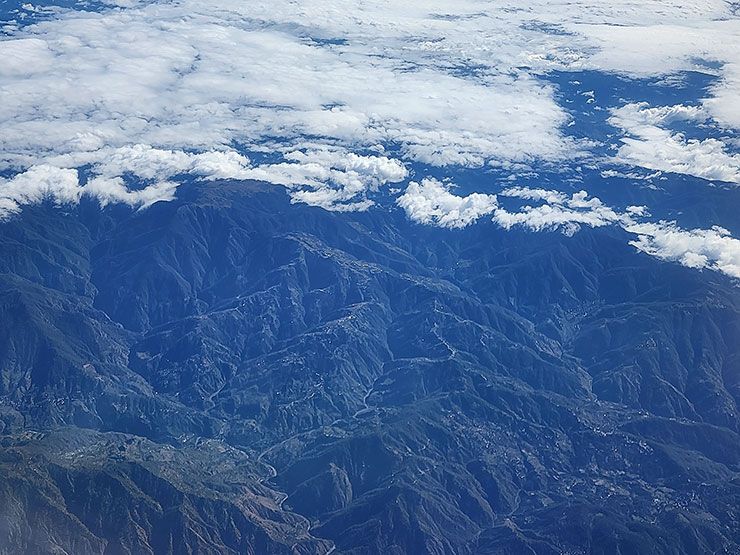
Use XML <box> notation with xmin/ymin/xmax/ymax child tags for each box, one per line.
<box><xmin>398</xmin><ymin>179</ymin><xmax>740</xmax><ymax>280</ymax></box>
<box><xmin>626</xmin><ymin>222</ymin><xmax>740</xmax><ymax>279</ymax></box>
<box><xmin>245</xmin><ymin>148</ymin><xmax>408</xmax><ymax>211</ymax></box>
<box><xmin>68</xmin><ymin>145</ymin><xmax>253</xmax><ymax>182</ymax></box>
<box><xmin>0</xmin><ymin>38</ymin><xmax>55</xmax><ymax>76</ymax></box>
<box><xmin>0</xmin><ymin>165</ymin><xmax>82</xmax><ymax>218</ymax></box>
<box><xmin>0</xmin><ymin>145</ymin><xmax>255</xmax><ymax>218</ymax></box>
<box><xmin>2</xmin><ymin>0</ymin><xmax>740</xmax><ymax>291</ymax></box>
<box><xmin>397</xmin><ymin>178</ymin><xmax>497</xmax><ymax>228</ymax></box>
<box><xmin>0</xmin><ymin>1</ymin><xmax>578</xmax><ymax>202</ymax></box>
<box><xmin>600</xmin><ymin>169</ymin><xmax>663</xmax><ymax>181</ymax></box>
<box><xmin>609</xmin><ymin>103</ymin><xmax>740</xmax><ymax>184</ymax></box>
<box><xmin>493</xmin><ymin>187</ymin><xmax>622</xmax><ymax>236</ymax></box>
<box><xmin>611</xmin><ymin>103</ymin><xmax>707</xmax><ymax>127</ymax></box>
<box><xmin>3</xmin><ymin>2</ymin><xmax>740</xmax><ymax>180</ymax></box>
<box><xmin>570</xmin><ymin>19</ymin><xmax>740</xmax><ymax>130</ymax></box>
<box><xmin>0</xmin><ymin>145</ymin><xmax>407</xmax><ymax>215</ymax></box>
<box><xmin>494</xmin><ymin>186</ymin><xmax>740</xmax><ymax>280</ymax></box>
<box><xmin>704</xmin><ymin>61</ymin><xmax>740</xmax><ymax>130</ymax></box>
<box><xmin>3</xmin><ymin>0</ymin><xmax>612</xmax><ymax>216</ymax></box>
<box><xmin>84</xmin><ymin>177</ymin><xmax>179</xmax><ymax>209</ymax></box>
<box><xmin>397</xmin><ymin>182</ymin><xmax>626</xmax><ymax>236</ymax></box>
<box><xmin>0</xmin><ymin>163</ymin><xmax>182</xmax><ymax>219</ymax></box>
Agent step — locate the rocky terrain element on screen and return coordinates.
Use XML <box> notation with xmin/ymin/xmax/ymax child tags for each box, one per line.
<box><xmin>1</xmin><ymin>180</ymin><xmax>739</xmax><ymax>554</ymax></box>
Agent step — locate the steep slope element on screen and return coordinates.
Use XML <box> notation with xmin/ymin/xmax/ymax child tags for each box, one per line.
<box><xmin>1</xmin><ymin>180</ymin><xmax>739</xmax><ymax>554</ymax></box>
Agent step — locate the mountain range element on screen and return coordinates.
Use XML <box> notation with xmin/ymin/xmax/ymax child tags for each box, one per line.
<box><xmin>1</xmin><ymin>179</ymin><xmax>739</xmax><ymax>554</ymax></box>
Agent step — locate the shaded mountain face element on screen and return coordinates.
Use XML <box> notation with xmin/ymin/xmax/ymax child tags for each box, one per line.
<box><xmin>1</xmin><ymin>180</ymin><xmax>739</xmax><ymax>554</ymax></box>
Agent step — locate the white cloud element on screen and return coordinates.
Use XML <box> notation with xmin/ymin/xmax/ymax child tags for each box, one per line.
<box><xmin>0</xmin><ymin>163</ymin><xmax>183</xmax><ymax>219</ymax></box>
<box><xmin>497</xmin><ymin>187</ymin><xmax>569</xmax><ymax>205</ymax></box>
<box><xmin>398</xmin><ymin>182</ymin><xmax>626</xmax><ymax>235</ymax></box>
<box><xmin>704</xmin><ymin>62</ymin><xmax>740</xmax><ymax>130</ymax></box>
<box><xmin>0</xmin><ymin>1</ymin><xmax>578</xmax><ymax>194</ymax></box>
<box><xmin>600</xmin><ymin>169</ymin><xmax>663</xmax><ymax>181</ymax></box>
<box><xmin>626</xmin><ymin>222</ymin><xmax>740</xmax><ymax>278</ymax></box>
<box><xmin>242</xmin><ymin>148</ymin><xmax>408</xmax><ymax>210</ymax></box>
<box><xmin>397</xmin><ymin>178</ymin><xmax>497</xmax><ymax>228</ymax></box>
<box><xmin>1</xmin><ymin>0</ymin><xmax>740</xmax><ymax>281</ymax></box>
<box><xmin>0</xmin><ymin>145</ymin><xmax>406</xmax><ymax>214</ymax></box>
<box><xmin>84</xmin><ymin>177</ymin><xmax>179</xmax><ymax>209</ymax></box>
<box><xmin>0</xmin><ymin>38</ymin><xmax>54</xmax><ymax>76</ymax></box>
<box><xmin>1</xmin><ymin>0</ymin><xmax>600</xmax><ymax>216</ymax></box>
<box><xmin>494</xmin><ymin>186</ymin><xmax>740</xmax><ymax>280</ymax></box>
<box><xmin>3</xmin><ymin>2</ymin><xmax>740</xmax><ymax>174</ymax></box>
<box><xmin>399</xmin><ymin>179</ymin><xmax>740</xmax><ymax>280</ymax></box>
<box><xmin>493</xmin><ymin>187</ymin><xmax>622</xmax><ymax>236</ymax></box>
<box><xmin>612</xmin><ymin>103</ymin><xmax>708</xmax><ymax>127</ymax></box>
<box><xmin>569</xmin><ymin>19</ymin><xmax>740</xmax><ymax>129</ymax></box>
<box><xmin>500</xmin><ymin>186</ymin><xmax>740</xmax><ymax>280</ymax></box>
<box><xmin>0</xmin><ymin>165</ymin><xmax>82</xmax><ymax>218</ymax></box>
<box><xmin>609</xmin><ymin>103</ymin><xmax>740</xmax><ymax>184</ymax></box>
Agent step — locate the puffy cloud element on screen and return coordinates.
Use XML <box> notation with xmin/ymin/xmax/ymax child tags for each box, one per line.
<box><xmin>626</xmin><ymin>222</ymin><xmax>740</xmax><ymax>278</ymax></box>
<box><xmin>0</xmin><ymin>145</ymin><xmax>407</xmax><ymax>215</ymax></box>
<box><xmin>493</xmin><ymin>188</ymin><xmax>622</xmax><ymax>236</ymax></box>
<box><xmin>397</xmin><ymin>178</ymin><xmax>497</xmax><ymax>228</ymax></box>
<box><xmin>497</xmin><ymin>187</ymin><xmax>569</xmax><ymax>205</ymax></box>
<box><xmin>7</xmin><ymin>0</ymin><xmax>734</xmax><ymax>200</ymax></box>
<box><xmin>704</xmin><ymin>62</ymin><xmax>740</xmax><ymax>130</ymax></box>
<box><xmin>243</xmin><ymin>148</ymin><xmax>408</xmax><ymax>210</ymax></box>
<box><xmin>397</xmin><ymin>182</ymin><xmax>625</xmax><ymax>235</ymax></box>
<box><xmin>600</xmin><ymin>169</ymin><xmax>663</xmax><ymax>181</ymax></box>
<box><xmin>2</xmin><ymin>0</ymin><xmax>740</xmax><ymax>245</ymax></box>
<box><xmin>617</xmin><ymin>135</ymin><xmax>740</xmax><ymax>184</ymax></box>
<box><xmin>611</xmin><ymin>103</ymin><xmax>707</xmax><ymax>127</ymax></box>
<box><xmin>494</xmin><ymin>186</ymin><xmax>740</xmax><ymax>280</ymax></box>
<box><xmin>493</xmin><ymin>186</ymin><xmax>740</xmax><ymax>280</ymax></box>
<box><xmin>0</xmin><ymin>38</ymin><xmax>55</xmax><ymax>76</ymax></box>
<box><xmin>1</xmin><ymin>0</ymin><xmax>603</xmax><ymax>217</ymax></box>
<box><xmin>0</xmin><ymin>163</ymin><xmax>182</xmax><ymax>219</ymax></box>
<box><xmin>0</xmin><ymin>1</ymin><xmax>576</xmax><ymax>191</ymax></box>
<box><xmin>609</xmin><ymin>103</ymin><xmax>740</xmax><ymax>184</ymax></box>
<box><xmin>91</xmin><ymin>146</ymin><xmax>254</xmax><ymax>182</ymax></box>
<box><xmin>0</xmin><ymin>165</ymin><xmax>82</xmax><ymax>218</ymax></box>
<box><xmin>570</xmin><ymin>19</ymin><xmax>740</xmax><ymax>129</ymax></box>
<box><xmin>84</xmin><ymin>177</ymin><xmax>179</xmax><ymax>209</ymax></box>
<box><xmin>398</xmin><ymin>178</ymin><xmax>740</xmax><ymax>280</ymax></box>
<box><xmin>189</xmin><ymin>151</ymin><xmax>255</xmax><ymax>180</ymax></box>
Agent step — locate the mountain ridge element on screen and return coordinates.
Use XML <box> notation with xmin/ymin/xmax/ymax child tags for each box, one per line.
<box><xmin>1</xmin><ymin>179</ymin><xmax>739</xmax><ymax>554</ymax></box>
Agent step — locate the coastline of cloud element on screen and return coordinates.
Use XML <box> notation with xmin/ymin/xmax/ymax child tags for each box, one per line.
<box><xmin>2</xmin><ymin>0</ymin><xmax>740</xmax><ymax>282</ymax></box>
<box><xmin>5</xmin><ymin>0</ymin><xmax>739</xmax><ymax>217</ymax></box>
<box><xmin>1</xmin><ymin>0</ymin><xmax>740</xmax><ymax>220</ymax></box>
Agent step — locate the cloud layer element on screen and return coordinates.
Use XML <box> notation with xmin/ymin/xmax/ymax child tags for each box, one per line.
<box><xmin>2</xmin><ymin>0</ymin><xmax>740</xmax><ymax>280</ymax></box>
<box><xmin>2</xmin><ymin>0</ymin><xmax>740</xmax><ymax>209</ymax></box>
